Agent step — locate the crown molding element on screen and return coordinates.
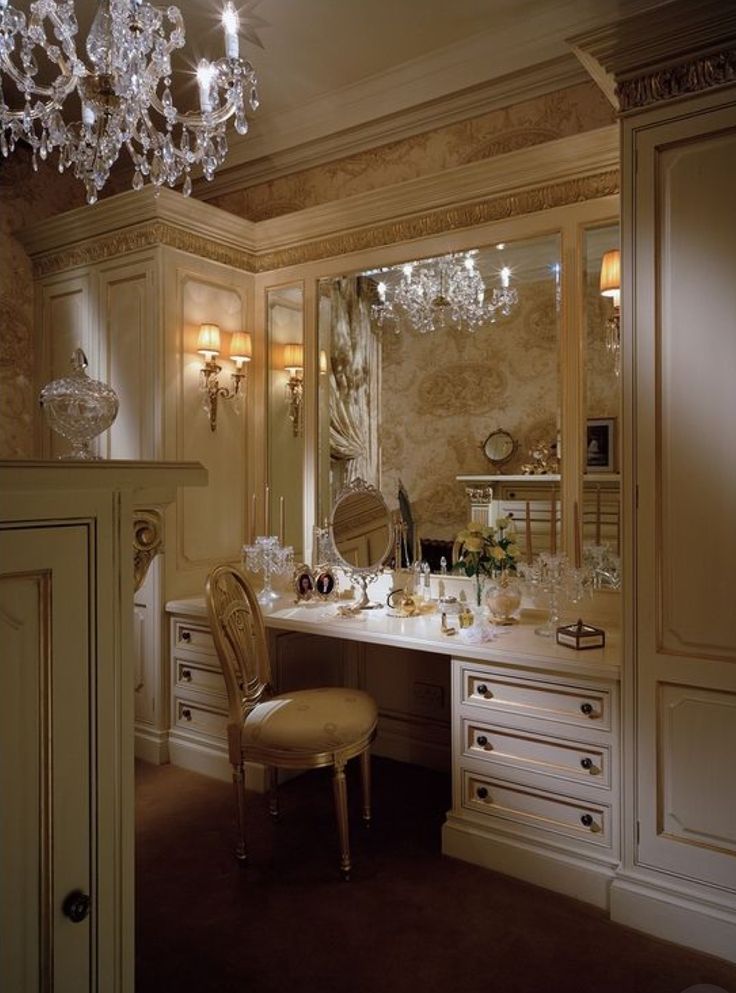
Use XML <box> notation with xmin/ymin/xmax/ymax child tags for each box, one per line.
<box><xmin>570</xmin><ymin>0</ymin><xmax>736</xmax><ymax>110</ymax></box>
<box><xmin>20</xmin><ymin>127</ymin><xmax>618</xmax><ymax>278</ymax></box>
<box><xmin>194</xmin><ymin>55</ymin><xmax>590</xmax><ymax>200</ymax></box>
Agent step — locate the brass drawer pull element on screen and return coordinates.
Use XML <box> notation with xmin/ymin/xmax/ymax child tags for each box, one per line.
<box><xmin>180</xmin><ymin>668</ymin><xmax>192</xmax><ymax>682</ymax></box>
<box><xmin>181</xmin><ymin>707</ymin><xmax>192</xmax><ymax>721</ymax></box>
<box><xmin>580</xmin><ymin>757</ymin><xmax>600</xmax><ymax>775</ymax></box>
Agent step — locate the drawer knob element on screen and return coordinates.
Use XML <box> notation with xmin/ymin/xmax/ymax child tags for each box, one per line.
<box><xmin>180</xmin><ymin>668</ymin><xmax>192</xmax><ymax>682</ymax></box>
<box><xmin>580</xmin><ymin>813</ymin><xmax>594</xmax><ymax>828</ymax></box>
<box><xmin>62</xmin><ymin>889</ymin><xmax>91</xmax><ymax>924</ymax></box>
<box><xmin>476</xmin><ymin>786</ymin><xmax>489</xmax><ymax>800</ymax></box>
<box><xmin>181</xmin><ymin>631</ymin><xmax>191</xmax><ymax>642</ymax></box>
<box><xmin>477</xmin><ymin>735</ymin><xmax>489</xmax><ymax>748</ymax></box>
<box><xmin>181</xmin><ymin>707</ymin><xmax>192</xmax><ymax>721</ymax></box>
<box><xmin>580</xmin><ymin>702</ymin><xmax>597</xmax><ymax>717</ymax></box>
<box><xmin>580</xmin><ymin>757</ymin><xmax>594</xmax><ymax>771</ymax></box>
<box><xmin>476</xmin><ymin>684</ymin><xmax>491</xmax><ymax>697</ymax></box>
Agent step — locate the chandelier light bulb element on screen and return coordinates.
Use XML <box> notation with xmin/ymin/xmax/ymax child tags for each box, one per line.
<box><xmin>500</xmin><ymin>266</ymin><xmax>511</xmax><ymax>288</ymax></box>
<box><xmin>0</xmin><ymin>0</ymin><xmax>260</xmax><ymax>202</ymax></box>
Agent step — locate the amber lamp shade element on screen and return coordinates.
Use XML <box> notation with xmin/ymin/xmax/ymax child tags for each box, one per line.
<box><xmin>599</xmin><ymin>250</ymin><xmax>621</xmax><ymax>306</ymax></box>
<box><xmin>197</xmin><ymin>323</ymin><xmax>221</xmax><ymax>359</ymax></box>
<box><xmin>230</xmin><ymin>331</ymin><xmax>252</xmax><ymax>367</ymax></box>
<box><xmin>283</xmin><ymin>342</ymin><xmax>304</xmax><ymax>374</ymax></box>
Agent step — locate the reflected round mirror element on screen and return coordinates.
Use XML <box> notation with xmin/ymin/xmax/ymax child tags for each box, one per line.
<box><xmin>331</xmin><ymin>478</ymin><xmax>393</xmax><ymax>607</ymax></box>
<box><xmin>482</xmin><ymin>428</ymin><xmax>516</xmax><ymax>467</ymax></box>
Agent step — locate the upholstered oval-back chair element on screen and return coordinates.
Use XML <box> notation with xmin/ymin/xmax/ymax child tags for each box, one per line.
<box><xmin>205</xmin><ymin>564</ymin><xmax>378</xmax><ymax>879</ymax></box>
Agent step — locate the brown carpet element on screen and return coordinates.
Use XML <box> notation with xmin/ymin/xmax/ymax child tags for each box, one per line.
<box><xmin>135</xmin><ymin>758</ymin><xmax>735</xmax><ymax>993</ymax></box>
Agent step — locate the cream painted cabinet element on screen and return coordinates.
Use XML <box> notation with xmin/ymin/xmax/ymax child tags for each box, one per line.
<box><xmin>0</xmin><ymin>460</ymin><xmax>205</xmax><ymax>993</ymax></box>
<box><xmin>22</xmin><ymin>190</ymin><xmax>255</xmax><ymax>763</ymax></box>
<box><xmin>614</xmin><ymin>87</ymin><xmax>736</xmax><ymax>958</ymax></box>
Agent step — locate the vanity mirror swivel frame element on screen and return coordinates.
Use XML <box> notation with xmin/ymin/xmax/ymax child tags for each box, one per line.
<box><xmin>329</xmin><ymin>477</ymin><xmax>393</xmax><ymax>608</ymax></box>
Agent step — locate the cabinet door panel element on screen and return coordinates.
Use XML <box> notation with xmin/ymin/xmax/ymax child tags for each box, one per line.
<box><xmin>0</xmin><ymin>524</ymin><xmax>92</xmax><ymax>993</ymax></box>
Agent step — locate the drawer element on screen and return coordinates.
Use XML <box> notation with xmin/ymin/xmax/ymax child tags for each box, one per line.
<box><xmin>172</xmin><ymin>619</ymin><xmax>216</xmax><ymax>656</ymax></box>
<box><xmin>174</xmin><ymin>698</ymin><xmax>228</xmax><ymax>739</ymax></box>
<box><xmin>463</xmin><ymin>669</ymin><xmax>611</xmax><ymax>732</ymax></box>
<box><xmin>174</xmin><ymin>658</ymin><xmax>226</xmax><ymax>698</ymax></box>
<box><xmin>462</xmin><ymin>769</ymin><xmax>610</xmax><ymax>847</ymax></box>
<box><xmin>462</xmin><ymin>719</ymin><xmax>610</xmax><ymax>789</ymax></box>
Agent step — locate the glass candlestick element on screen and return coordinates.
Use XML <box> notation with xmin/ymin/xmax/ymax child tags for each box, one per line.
<box><xmin>520</xmin><ymin>553</ymin><xmax>592</xmax><ymax>638</ymax></box>
<box><xmin>242</xmin><ymin>536</ymin><xmax>294</xmax><ymax>605</ymax></box>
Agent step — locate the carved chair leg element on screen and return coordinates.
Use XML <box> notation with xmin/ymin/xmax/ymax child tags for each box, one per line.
<box><xmin>332</xmin><ymin>759</ymin><xmax>351</xmax><ymax>880</ymax></box>
<box><xmin>232</xmin><ymin>764</ymin><xmax>248</xmax><ymax>862</ymax></box>
<box><xmin>267</xmin><ymin>765</ymin><xmax>279</xmax><ymax>820</ymax></box>
<box><xmin>360</xmin><ymin>747</ymin><xmax>372</xmax><ymax>828</ymax></box>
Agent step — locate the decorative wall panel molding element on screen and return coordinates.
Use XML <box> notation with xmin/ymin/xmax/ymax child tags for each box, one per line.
<box><xmin>618</xmin><ymin>50</ymin><xmax>736</xmax><ymax>112</ymax></box>
<box><xmin>133</xmin><ymin>510</ymin><xmax>163</xmax><ymax>594</ymax></box>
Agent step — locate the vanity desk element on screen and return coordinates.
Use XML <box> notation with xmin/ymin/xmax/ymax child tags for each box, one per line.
<box><xmin>165</xmin><ymin>592</ymin><xmax>621</xmax><ymax>909</ymax></box>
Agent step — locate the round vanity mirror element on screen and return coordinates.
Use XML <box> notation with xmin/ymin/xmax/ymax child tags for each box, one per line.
<box><xmin>482</xmin><ymin>428</ymin><xmax>516</xmax><ymax>467</ymax></box>
<box><xmin>331</xmin><ymin>478</ymin><xmax>393</xmax><ymax>607</ymax></box>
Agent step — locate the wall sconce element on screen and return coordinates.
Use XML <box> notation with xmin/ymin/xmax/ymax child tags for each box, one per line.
<box><xmin>197</xmin><ymin>323</ymin><xmax>251</xmax><ymax>432</ymax></box>
<box><xmin>283</xmin><ymin>342</ymin><xmax>304</xmax><ymax>436</ymax></box>
<box><xmin>599</xmin><ymin>249</ymin><xmax>621</xmax><ymax>377</ymax></box>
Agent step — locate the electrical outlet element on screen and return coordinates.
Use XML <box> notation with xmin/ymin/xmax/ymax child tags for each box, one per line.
<box><xmin>412</xmin><ymin>681</ymin><xmax>445</xmax><ymax>714</ymax></box>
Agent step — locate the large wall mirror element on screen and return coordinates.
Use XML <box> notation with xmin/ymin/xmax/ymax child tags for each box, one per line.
<box><xmin>267</xmin><ymin>284</ymin><xmax>304</xmax><ymax>557</ymax></box>
<box><xmin>583</xmin><ymin>222</ymin><xmax>621</xmax><ymax>588</ymax></box>
<box><xmin>317</xmin><ymin>233</ymin><xmax>563</xmax><ymax>569</ymax></box>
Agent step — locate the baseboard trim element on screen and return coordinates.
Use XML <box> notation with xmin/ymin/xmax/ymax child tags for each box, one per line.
<box><xmin>442</xmin><ymin>814</ymin><xmax>614</xmax><ymax>909</ymax></box>
<box><xmin>610</xmin><ymin>875</ymin><xmax>736</xmax><ymax>965</ymax></box>
<box><xmin>134</xmin><ymin>724</ymin><xmax>169</xmax><ymax>765</ymax></box>
<box><xmin>168</xmin><ymin>734</ymin><xmax>267</xmax><ymax>792</ymax></box>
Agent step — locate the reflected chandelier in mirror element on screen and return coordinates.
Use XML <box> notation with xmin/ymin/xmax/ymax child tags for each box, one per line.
<box><xmin>369</xmin><ymin>251</ymin><xmax>517</xmax><ymax>334</ymax></box>
<box><xmin>330</xmin><ymin>477</ymin><xmax>393</xmax><ymax>609</ymax></box>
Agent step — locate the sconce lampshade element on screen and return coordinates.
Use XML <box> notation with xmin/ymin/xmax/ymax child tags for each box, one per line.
<box><xmin>230</xmin><ymin>331</ymin><xmax>252</xmax><ymax>364</ymax></box>
<box><xmin>319</xmin><ymin>349</ymin><xmax>328</xmax><ymax>375</ymax></box>
<box><xmin>197</xmin><ymin>323</ymin><xmax>221</xmax><ymax>357</ymax></box>
<box><xmin>599</xmin><ymin>250</ymin><xmax>621</xmax><ymax>300</ymax></box>
<box><xmin>283</xmin><ymin>342</ymin><xmax>304</xmax><ymax>373</ymax></box>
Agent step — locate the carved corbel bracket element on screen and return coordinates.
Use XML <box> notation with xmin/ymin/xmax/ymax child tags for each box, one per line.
<box><xmin>133</xmin><ymin>510</ymin><xmax>164</xmax><ymax>593</ymax></box>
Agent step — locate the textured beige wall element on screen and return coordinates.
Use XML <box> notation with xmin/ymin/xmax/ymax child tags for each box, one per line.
<box><xmin>209</xmin><ymin>82</ymin><xmax>615</xmax><ymax>222</ymax></box>
<box><xmin>0</xmin><ymin>153</ymin><xmax>84</xmax><ymax>458</ymax></box>
<box><xmin>381</xmin><ymin>279</ymin><xmax>560</xmax><ymax>541</ymax></box>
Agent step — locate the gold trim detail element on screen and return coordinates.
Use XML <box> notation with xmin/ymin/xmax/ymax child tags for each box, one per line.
<box><xmin>133</xmin><ymin>510</ymin><xmax>163</xmax><ymax>593</ymax></box>
<box><xmin>31</xmin><ymin>171</ymin><xmax>618</xmax><ymax>277</ymax></box>
<box><xmin>32</xmin><ymin>221</ymin><xmax>258</xmax><ymax>278</ymax></box>
<box><xmin>256</xmin><ymin>171</ymin><xmax>619</xmax><ymax>272</ymax></box>
<box><xmin>618</xmin><ymin>49</ymin><xmax>736</xmax><ymax>112</ymax></box>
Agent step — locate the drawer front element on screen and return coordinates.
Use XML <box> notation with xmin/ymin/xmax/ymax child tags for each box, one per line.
<box><xmin>174</xmin><ymin>658</ymin><xmax>226</xmax><ymax>698</ymax></box>
<box><xmin>463</xmin><ymin>669</ymin><xmax>611</xmax><ymax>732</ymax></box>
<box><xmin>463</xmin><ymin>719</ymin><xmax>610</xmax><ymax>789</ymax></box>
<box><xmin>174</xmin><ymin>698</ymin><xmax>228</xmax><ymax>739</ymax></box>
<box><xmin>463</xmin><ymin>770</ymin><xmax>610</xmax><ymax>847</ymax></box>
<box><xmin>173</xmin><ymin>619</ymin><xmax>216</xmax><ymax>656</ymax></box>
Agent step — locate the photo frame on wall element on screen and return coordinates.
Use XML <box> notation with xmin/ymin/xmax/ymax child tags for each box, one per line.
<box><xmin>586</xmin><ymin>417</ymin><xmax>616</xmax><ymax>472</ymax></box>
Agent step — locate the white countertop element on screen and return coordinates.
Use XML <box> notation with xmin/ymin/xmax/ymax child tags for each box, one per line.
<box><xmin>167</xmin><ymin>594</ymin><xmax>620</xmax><ymax>681</ymax></box>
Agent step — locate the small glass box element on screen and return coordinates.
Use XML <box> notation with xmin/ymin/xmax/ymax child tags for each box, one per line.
<box><xmin>556</xmin><ymin>619</ymin><xmax>605</xmax><ymax>650</ymax></box>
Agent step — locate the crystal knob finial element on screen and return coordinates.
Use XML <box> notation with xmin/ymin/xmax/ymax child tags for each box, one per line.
<box><xmin>39</xmin><ymin>348</ymin><xmax>119</xmax><ymax>460</ymax></box>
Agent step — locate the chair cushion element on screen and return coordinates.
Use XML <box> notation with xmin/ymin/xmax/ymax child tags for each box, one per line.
<box><xmin>242</xmin><ymin>688</ymin><xmax>377</xmax><ymax>754</ymax></box>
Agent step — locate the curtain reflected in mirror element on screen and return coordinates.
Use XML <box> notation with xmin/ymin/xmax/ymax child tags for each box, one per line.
<box><xmin>583</xmin><ymin>223</ymin><xmax>621</xmax><ymax>589</ymax></box>
<box><xmin>318</xmin><ymin>235</ymin><xmax>562</xmax><ymax>567</ymax></box>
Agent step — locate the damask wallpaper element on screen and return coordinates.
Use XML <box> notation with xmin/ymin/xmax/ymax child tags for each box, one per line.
<box><xmin>209</xmin><ymin>82</ymin><xmax>614</xmax><ymax>222</ymax></box>
<box><xmin>0</xmin><ymin>152</ymin><xmax>84</xmax><ymax>458</ymax></box>
<box><xmin>380</xmin><ymin>278</ymin><xmax>561</xmax><ymax>542</ymax></box>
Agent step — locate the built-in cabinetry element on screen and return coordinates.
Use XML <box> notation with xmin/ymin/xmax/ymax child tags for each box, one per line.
<box><xmin>0</xmin><ymin>460</ymin><xmax>205</xmax><ymax>993</ymax></box>
<box><xmin>19</xmin><ymin>191</ymin><xmax>255</xmax><ymax>764</ymax></box>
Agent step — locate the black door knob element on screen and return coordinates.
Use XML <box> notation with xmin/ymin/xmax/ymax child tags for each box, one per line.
<box><xmin>476</xmin><ymin>787</ymin><xmax>489</xmax><ymax>800</ymax></box>
<box><xmin>62</xmin><ymin>890</ymin><xmax>91</xmax><ymax>923</ymax></box>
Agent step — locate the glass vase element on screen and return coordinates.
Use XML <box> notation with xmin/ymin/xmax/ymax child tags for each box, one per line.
<box><xmin>39</xmin><ymin>348</ymin><xmax>119</xmax><ymax>460</ymax></box>
<box><xmin>486</xmin><ymin>572</ymin><xmax>521</xmax><ymax>625</ymax></box>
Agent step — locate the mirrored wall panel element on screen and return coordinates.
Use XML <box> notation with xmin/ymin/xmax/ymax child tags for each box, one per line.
<box><xmin>318</xmin><ymin>234</ymin><xmax>562</xmax><ymax>570</ymax></box>
<box><xmin>583</xmin><ymin>223</ymin><xmax>621</xmax><ymax>587</ymax></box>
<box><xmin>267</xmin><ymin>284</ymin><xmax>304</xmax><ymax>557</ymax></box>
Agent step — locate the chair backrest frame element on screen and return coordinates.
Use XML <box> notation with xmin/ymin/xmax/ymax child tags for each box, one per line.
<box><xmin>205</xmin><ymin>565</ymin><xmax>272</xmax><ymax>727</ymax></box>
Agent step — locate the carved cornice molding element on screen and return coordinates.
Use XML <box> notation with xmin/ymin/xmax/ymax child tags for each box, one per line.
<box><xmin>32</xmin><ymin>220</ymin><xmax>257</xmax><ymax>278</ymax></box>
<box><xmin>617</xmin><ymin>49</ymin><xmax>736</xmax><ymax>112</ymax></box>
<box><xmin>254</xmin><ymin>170</ymin><xmax>619</xmax><ymax>272</ymax></box>
<box><xmin>133</xmin><ymin>509</ymin><xmax>164</xmax><ymax>593</ymax></box>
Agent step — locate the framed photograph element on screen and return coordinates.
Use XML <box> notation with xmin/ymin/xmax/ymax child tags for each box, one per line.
<box><xmin>313</xmin><ymin>567</ymin><xmax>336</xmax><ymax>599</ymax></box>
<box><xmin>293</xmin><ymin>565</ymin><xmax>315</xmax><ymax>601</ymax></box>
<box><xmin>586</xmin><ymin>417</ymin><xmax>616</xmax><ymax>472</ymax></box>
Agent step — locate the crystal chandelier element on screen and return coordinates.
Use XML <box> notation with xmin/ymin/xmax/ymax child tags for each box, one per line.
<box><xmin>0</xmin><ymin>0</ymin><xmax>259</xmax><ymax>203</ymax></box>
<box><xmin>371</xmin><ymin>252</ymin><xmax>518</xmax><ymax>334</ymax></box>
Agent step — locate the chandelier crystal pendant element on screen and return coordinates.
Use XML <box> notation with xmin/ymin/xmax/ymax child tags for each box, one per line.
<box><xmin>372</xmin><ymin>252</ymin><xmax>518</xmax><ymax>334</ymax></box>
<box><xmin>0</xmin><ymin>0</ymin><xmax>259</xmax><ymax>203</ymax></box>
